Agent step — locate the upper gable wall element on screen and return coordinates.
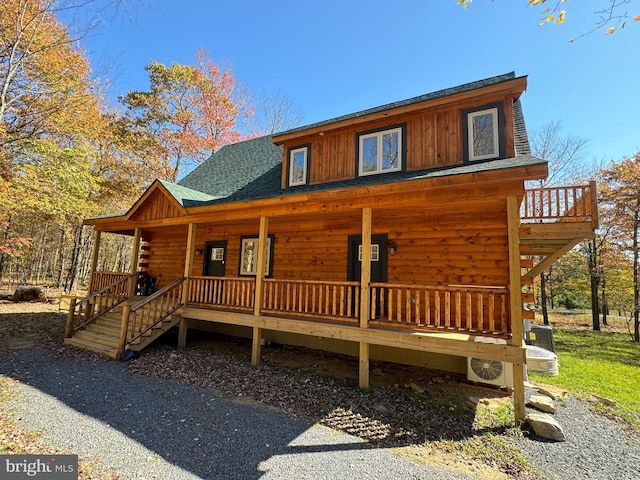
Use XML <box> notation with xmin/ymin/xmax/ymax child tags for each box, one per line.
<box><xmin>129</xmin><ymin>189</ymin><xmax>186</xmax><ymax>222</ymax></box>
<box><xmin>276</xmin><ymin>81</ymin><xmax>522</xmax><ymax>189</ymax></box>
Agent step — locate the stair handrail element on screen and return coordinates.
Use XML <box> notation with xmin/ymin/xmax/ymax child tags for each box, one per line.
<box><xmin>119</xmin><ymin>277</ymin><xmax>185</xmax><ymax>355</ymax></box>
<box><xmin>65</xmin><ymin>273</ymin><xmax>137</xmax><ymax>337</ymax></box>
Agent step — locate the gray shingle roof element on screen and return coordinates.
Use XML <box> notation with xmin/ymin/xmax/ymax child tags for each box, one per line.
<box><xmin>169</xmin><ymin>72</ymin><xmax>543</xmax><ymax>209</ymax></box>
<box><xmin>513</xmin><ymin>99</ymin><xmax>531</xmax><ymax>156</ymax></box>
<box><xmin>178</xmin><ymin>135</ymin><xmax>283</xmax><ymax>200</ymax></box>
<box><xmin>157</xmin><ymin>179</ymin><xmax>217</xmax><ymax>207</ymax></box>
<box><xmin>274</xmin><ymin>72</ymin><xmax>520</xmax><ymax>138</ymax></box>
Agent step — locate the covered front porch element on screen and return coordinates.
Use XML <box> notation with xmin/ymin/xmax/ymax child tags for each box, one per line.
<box><xmin>66</xmin><ymin>180</ymin><xmax>598</xmax><ymax>423</ymax></box>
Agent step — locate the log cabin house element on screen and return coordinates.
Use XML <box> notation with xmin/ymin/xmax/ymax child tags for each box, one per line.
<box><xmin>65</xmin><ymin>72</ymin><xmax>598</xmax><ymax>421</ymax></box>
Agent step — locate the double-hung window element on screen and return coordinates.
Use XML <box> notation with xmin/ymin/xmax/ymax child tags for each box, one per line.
<box><xmin>357</xmin><ymin>126</ymin><xmax>403</xmax><ymax>176</ymax></box>
<box><xmin>288</xmin><ymin>146</ymin><xmax>308</xmax><ymax>186</ymax></box>
<box><xmin>463</xmin><ymin>104</ymin><xmax>504</xmax><ymax>162</ymax></box>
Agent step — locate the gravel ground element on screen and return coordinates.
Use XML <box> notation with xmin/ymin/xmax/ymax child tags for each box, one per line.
<box><xmin>0</xmin><ymin>301</ymin><xmax>639</xmax><ymax>480</ymax></box>
<box><xmin>516</xmin><ymin>394</ymin><xmax>640</xmax><ymax>480</ymax></box>
<box><xmin>0</xmin><ymin>348</ymin><xmax>479</xmax><ymax>480</ymax></box>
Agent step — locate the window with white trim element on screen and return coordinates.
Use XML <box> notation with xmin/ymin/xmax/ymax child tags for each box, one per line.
<box><xmin>239</xmin><ymin>237</ymin><xmax>273</xmax><ymax>276</ymax></box>
<box><xmin>288</xmin><ymin>146</ymin><xmax>308</xmax><ymax>186</ymax></box>
<box><xmin>358</xmin><ymin>244</ymin><xmax>380</xmax><ymax>261</ymax></box>
<box><xmin>467</xmin><ymin>108</ymin><xmax>499</xmax><ymax>161</ymax></box>
<box><xmin>358</xmin><ymin>127</ymin><xmax>402</xmax><ymax>176</ymax></box>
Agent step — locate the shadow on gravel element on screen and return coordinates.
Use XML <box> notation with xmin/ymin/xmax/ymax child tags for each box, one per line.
<box><xmin>0</xmin><ymin>348</ymin><xmax>379</xmax><ymax>479</ymax></box>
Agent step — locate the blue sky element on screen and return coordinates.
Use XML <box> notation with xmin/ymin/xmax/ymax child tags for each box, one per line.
<box><xmin>81</xmin><ymin>0</ymin><xmax>639</xmax><ymax>169</ymax></box>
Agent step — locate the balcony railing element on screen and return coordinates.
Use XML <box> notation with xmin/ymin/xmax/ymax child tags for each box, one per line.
<box><xmin>521</xmin><ymin>182</ymin><xmax>597</xmax><ymax>226</ymax></box>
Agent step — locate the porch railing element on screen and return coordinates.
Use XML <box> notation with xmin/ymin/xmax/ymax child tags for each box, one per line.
<box><xmin>183</xmin><ymin>277</ymin><xmax>509</xmax><ymax>334</ymax></box>
<box><xmin>91</xmin><ymin>271</ymin><xmax>131</xmax><ymax>294</ymax></box>
<box><xmin>370</xmin><ymin>283</ymin><xmax>510</xmax><ymax>335</ymax></box>
<box><xmin>521</xmin><ymin>183</ymin><xmax>596</xmax><ymax>225</ymax></box>
<box><xmin>187</xmin><ymin>276</ymin><xmax>255</xmax><ymax>312</ymax></box>
<box><xmin>65</xmin><ymin>274</ymin><xmax>133</xmax><ymax>336</ymax></box>
<box><xmin>261</xmin><ymin>279</ymin><xmax>360</xmax><ymax>323</ymax></box>
<box><xmin>125</xmin><ymin>277</ymin><xmax>185</xmax><ymax>346</ymax></box>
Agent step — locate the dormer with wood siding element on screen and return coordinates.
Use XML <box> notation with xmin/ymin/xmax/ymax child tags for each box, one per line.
<box><xmin>273</xmin><ymin>72</ymin><xmax>527</xmax><ymax>189</ymax></box>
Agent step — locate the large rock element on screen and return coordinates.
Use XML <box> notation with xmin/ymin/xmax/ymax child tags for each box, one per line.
<box><xmin>529</xmin><ymin>395</ymin><xmax>557</xmax><ymax>413</ymax></box>
<box><xmin>526</xmin><ymin>413</ymin><xmax>565</xmax><ymax>441</ymax></box>
<box><xmin>12</xmin><ymin>286</ymin><xmax>46</xmax><ymax>302</ymax></box>
<box><xmin>536</xmin><ymin>384</ymin><xmax>568</xmax><ymax>401</ymax></box>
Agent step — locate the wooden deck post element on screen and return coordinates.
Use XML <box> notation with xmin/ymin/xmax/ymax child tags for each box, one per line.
<box><xmin>87</xmin><ymin>230</ymin><xmax>101</xmax><ymax>294</ymax></box>
<box><xmin>507</xmin><ymin>195</ymin><xmax>526</xmax><ymax>423</ymax></box>
<box><xmin>589</xmin><ymin>180</ymin><xmax>599</xmax><ymax>230</ymax></box>
<box><xmin>177</xmin><ymin>315</ymin><xmax>187</xmax><ymax>349</ymax></box>
<box><xmin>359</xmin><ymin>207</ymin><xmax>372</xmax><ymax>389</ymax></box>
<box><xmin>251</xmin><ymin>216</ymin><xmax>269</xmax><ymax>366</ymax></box>
<box><xmin>64</xmin><ymin>298</ymin><xmax>77</xmax><ymax>338</ymax></box>
<box><xmin>127</xmin><ymin>228</ymin><xmax>142</xmax><ymax>299</ymax></box>
<box><xmin>117</xmin><ymin>227</ymin><xmax>142</xmax><ymax>359</ymax></box>
<box><xmin>179</xmin><ymin>223</ymin><xmax>197</xmax><ymax>348</ymax></box>
<box><xmin>117</xmin><ymin>304</ymin><xmax>131</xmax><ymax>360</ymax></box>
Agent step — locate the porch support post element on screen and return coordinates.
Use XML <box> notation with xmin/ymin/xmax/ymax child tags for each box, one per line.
<box><xmin>252</xmin><ymin>216</ymin><xmax>269</xmax><ymax>366</ymax></box>
<box><xmin>359</xmin><ymin>207</ymin><xmax>372</xmax><ymax>389</ymax></box>
<box><xmin>179</xmin><ymin>223</ymin><xmax>197</xmax><ymax>348</ymax></box>
<box><xmin>87</xmin><ymin>230</ymin><xmax>101</xmax><ymax>294</ymax></box>
<box><xmin>118</xmin><ymin>228</ymin><xmax>141</xmax><ymax>360</ymax></box>
<box><xmin>507</xmin><ymin>195</ymin><xmax>526</xmax><ymax>423</ymax></box>
<box><xmin>127</xmin><ymin>228</ymin><xmax>142</xmax><ymax>298</ymax></box>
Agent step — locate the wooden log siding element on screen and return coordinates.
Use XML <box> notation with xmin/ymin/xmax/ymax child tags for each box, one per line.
<box><xmin>91</xmin><ymin>271</ymin><xmax>131</xmax><ymax>293</ymax></box>
<box><xmin>369</xmin><ymin>283</ymin><xmax>510</xmax><ymax>335</ymax></box>
<box><xmin>187</xmin><ymin>276</ymin><xmax>255</xmax><ymax>312</ymax></box>
<box><xmin>261</xmin><ymin>279</ymin><xmax>360</xmax><ymax>324</ymax></box>
<box><xmin>521</xmin><ymin>184</ymin><xmax>594</xmax><ymax>223</ymax></box>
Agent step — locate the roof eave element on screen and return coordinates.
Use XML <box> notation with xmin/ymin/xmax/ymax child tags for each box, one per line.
<box><xmin>273</xmin><ymin>75</ymin><xmax>527</xmax><ymax>143</ymax></box>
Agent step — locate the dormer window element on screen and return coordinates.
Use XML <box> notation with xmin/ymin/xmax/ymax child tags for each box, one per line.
<box><xmin>288</xmin><ymin>145</ymin><xmax>309</xmax><ymax>186</ymax></box>
<box><xmin>357</xmin><ymin>125</ymin><xmax>404</xmax><ymax>176</ymax></box>
<box><xmin>463</xmin><ymin>104</ymin><xmax>505</xmax><ymax>162</ymax></box>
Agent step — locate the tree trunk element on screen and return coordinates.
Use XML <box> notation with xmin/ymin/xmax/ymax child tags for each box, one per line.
<box><xmin>0</xmin><ymin>214</ymin><xmax>14</xmax><ymax>282</ymax></box>
<box><xmin>633</xmin><ymin>200</ymin><xmax>639</xmax><ymax>342</ymax></box>
<box><xmin>63</xmin><ymin>224</ymin><xmax>84</xmax><ymax>293</ymax></box>
<box><xmin>55</xmin><ymin>228</ymin><xmax>66</xmax><ymax>288</ymax></box>
<box><xmin>601</xmin><ymin>274</ymin><xmax>608</xmax><ymax>326</ymax></box>
<box><xmin>587</xmin><ymin>237</ymin><xmax>601</xmax><ymax>331</ymax></box>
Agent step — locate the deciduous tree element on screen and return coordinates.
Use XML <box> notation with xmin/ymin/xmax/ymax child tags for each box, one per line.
<box><xmin>121</xmin><ymin>50</ymin><xmax>251</xmax><ymax>181</ymax></box>
<box><xmin>457</xmin><ymin>0</ymin><xmax>640</xmax><ymax>38</ymax></box>
<box><xmin>599</xmin><ymin>152</ymin><xmax>640</xmax><ymax>341</ymax></box>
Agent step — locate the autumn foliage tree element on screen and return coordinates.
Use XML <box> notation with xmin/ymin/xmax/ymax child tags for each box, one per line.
<box><xmin>458</xmin><ymin>0</ymin><xmax>640</xmax><ymax>38</ymax></box>
<box><xmin>121</xmin><ymin>50</ymin><xmax>251</xmax><ymax>181</ymax></box>
<box><xmin>599</xmin><ymin>152</ymin><xmax>640</xmax><ymax>341</ymax></box>
<box><xmin>0</xmin><ymin>0</ymin><xmax>160</xmax><ymax>290</ymax></box>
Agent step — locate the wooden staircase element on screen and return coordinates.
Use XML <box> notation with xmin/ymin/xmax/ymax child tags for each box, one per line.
<box><xmin>64</xmin><ymin>277</ymin><xmax>185</xmax><ymax>359</ymax></box>
<box><xmin>64</xmin><ymin>303</ymin><xmax>182</xmax><ymax>358</ymax></box>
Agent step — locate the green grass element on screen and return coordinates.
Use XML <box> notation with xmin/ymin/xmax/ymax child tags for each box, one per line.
<box><xmin>529</xmin><ymin>329</ymin><xmax>640</xmax><ymax>426</ymax></box>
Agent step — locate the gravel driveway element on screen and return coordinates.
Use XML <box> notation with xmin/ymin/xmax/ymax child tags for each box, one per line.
<box><xmin>0</xmin><ymin>349</ymin><xmax>476</xmax><ymax>480</ymax></box>
<box><xmin>1</xmin><ymin>345</ymin><xmax>639</xmax><ymax>480</ymax></box>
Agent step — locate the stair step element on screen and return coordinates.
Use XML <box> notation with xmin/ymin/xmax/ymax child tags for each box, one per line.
<box><xmin>64</xmin><ymin>337</ymin><xmax>118</xmax><ymax>358</ymax></box>
<box><xmin>96</xmin><ymin>317</ymin><xmax>121</xmax><ymax>328</ymax></box>
<box><xmin>86</xmin><ymin>323</ymin><xmax>120</xmax><ymax>336</ymax></box>
<box><xmin>74</xmin><ymin>330</ymin><xmax>119</xmax><ymax>348</ymax></box>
